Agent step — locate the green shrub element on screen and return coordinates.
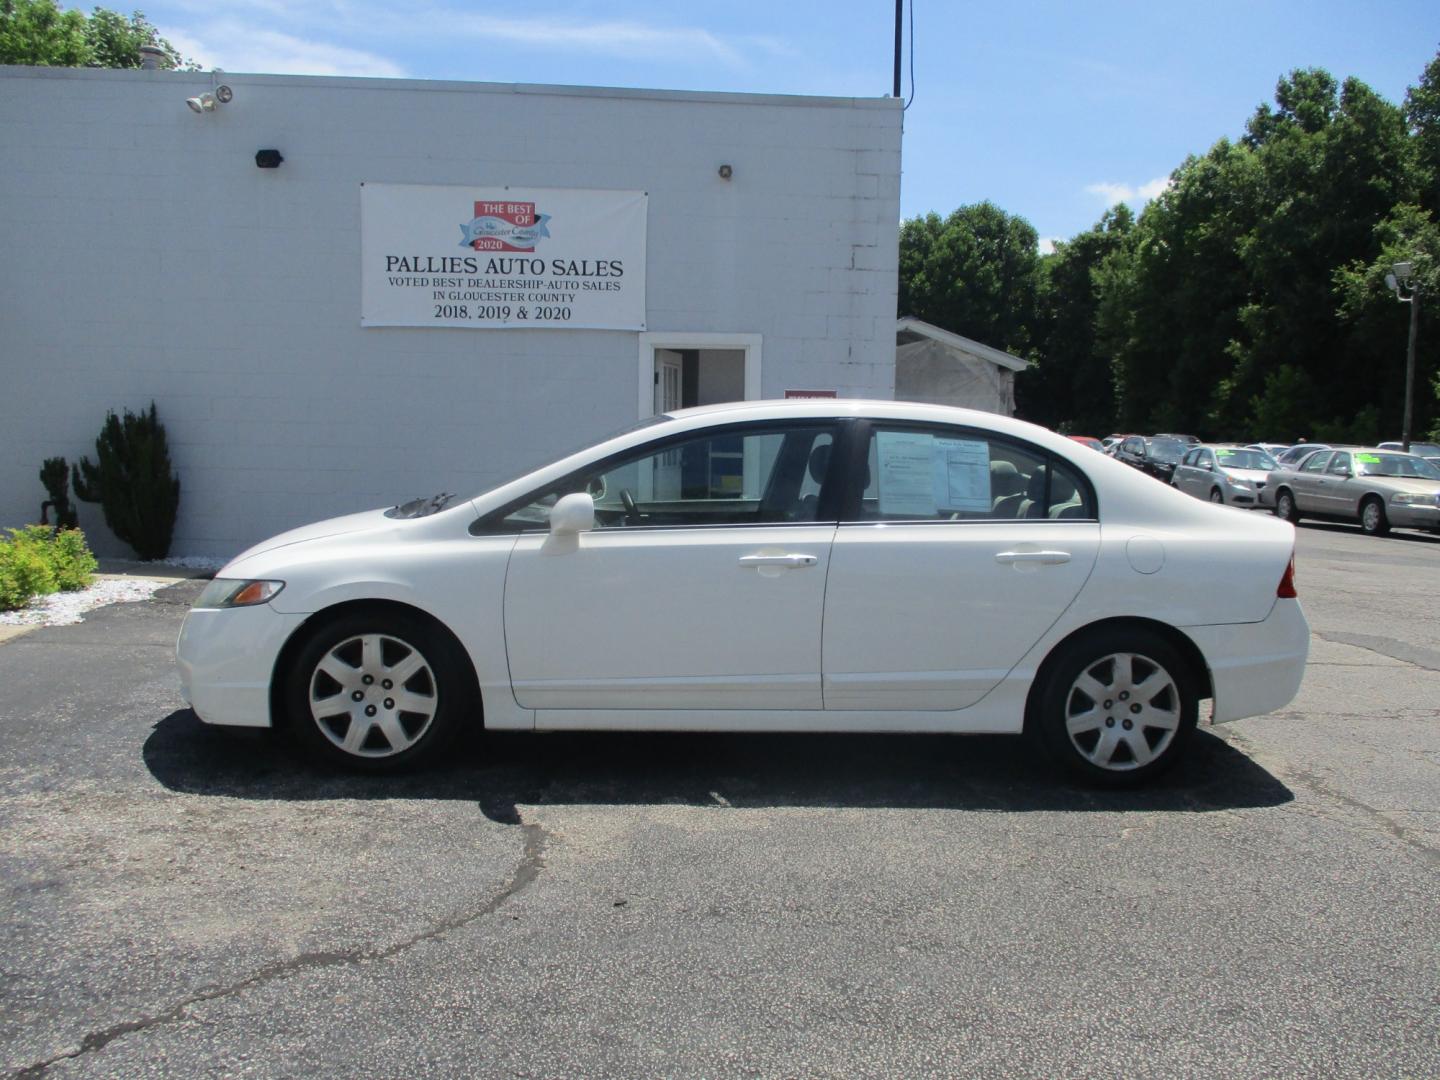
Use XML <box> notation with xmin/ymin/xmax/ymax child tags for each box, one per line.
<box><xmin>0</xmin><ymin>531</ymin><xmax>58</xmax><ymax>611</ymax></box>
<box><xmin>72</xmin><ymin>402</ymin><xmax>180</xmax><ymax>561</ymax></box>
<box><xmin>0</xmin><ymin>526</ymin><xmax>98</xmax><ymax>610</ymax></box>
<box><xmin>49</xmin><ymin>528</ymin><xmax>98</xmax><ymax>591</ymax></box>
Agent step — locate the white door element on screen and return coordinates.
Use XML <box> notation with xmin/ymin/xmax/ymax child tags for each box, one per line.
<box><xmin>501</xmin><ymin>422</ymin><xmax>839</xmax><ymax>711</ymax></box>
<box><xmin>651</xmin><ymin>350</ymin><xmax>684</xmax><ymax>500</ymax></box>
<box><xmin>822</xmin><ymin>426</ymin><xmax>1100</xmax><ymax>711</ymax></box>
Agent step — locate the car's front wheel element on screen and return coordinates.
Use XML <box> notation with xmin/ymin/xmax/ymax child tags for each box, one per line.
<box><xmin>1360</xmin><ymin>497</ymin><xmax>1390</xmax><ymax>536</ymax></box>
<box><xmin>284</xmin><ymin>611</ymin><xmax>470</xmax><ymax>772</ymax></box>
<box><xmin>1031</xmin><ymin>628</ymin><xmax>1198</xmax><ymax>786</ymax></box>
<box><xmin>1209</xmin><ymin>488</ymin><xmax>1224</xmax><ymax>504</ymax></box>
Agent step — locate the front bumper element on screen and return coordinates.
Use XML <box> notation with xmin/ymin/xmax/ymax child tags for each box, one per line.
<box><xmin>176</xmin><ymin>604</ymin><xmax>308</xmax><ymax>727</ymax></box>
<box><xmin>1182</xmin><ymin>598</ymin><xmax>1309</xmax><ymax>724</ymax></box>
<box><xmin>1386</xmin><ymin>501</ymin><xmax>1440</xmax><ymax>529</ymax></box>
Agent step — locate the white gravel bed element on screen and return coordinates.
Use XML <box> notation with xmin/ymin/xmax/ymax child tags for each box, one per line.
<box><xmin>0</xmin><ymin>578</ymin><xmax>169</xmax><ymax>627</ymax></box>
<box><xmin>158</xmin><ymin>555</ymin><xmax>229</xmax><ymax>570</ymax></box>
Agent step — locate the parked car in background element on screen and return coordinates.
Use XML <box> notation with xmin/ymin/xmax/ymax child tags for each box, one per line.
<box><xmin>1246</xmin><ymin>443</ymin><xmax>1291</xmax><ymax>458</ymax></box>
<box><xmin>1114</xmin><ymin>435</ymin><xmax>1188</xmax><ymax>483</ymax></box>
<box><xmin>1172</xmin><ymin>445</ymin><xmax>1278</xmax><ymax>506</ymax></box>
<box><xmin>1268</xmin><ymin>448</ymin><xmax>1440</xmax><ymax>535</ymax></box>
<box><xmin>1068</xmin><ymin>435</ymin><xmax>1106</xmax><ymax>452</ymax></box>
<box><xmin>1157</xmin><ymin>433</ymin><xmax>1201</xmax><ymax>445</ymax></box>
<box><xmin>1378</xmin><ymin>441</ymin><xmax>1440</xmax><ymax>465</ymax></box>
<box><xmin>1274</xmin><ymin>443</ymin><xmax>1331</xmax><ymax>467</ymax></box>
<box><xmin>1259</xmin><ymin>448</ymin><xmax>1331</xmax><ymax>511</ymax></box>
<box><xmin>176</xmin><ymin>399</ymin><xmax>1309</xmax><ymax>786</ymax></box>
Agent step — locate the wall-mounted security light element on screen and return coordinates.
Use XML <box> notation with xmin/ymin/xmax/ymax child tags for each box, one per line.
<box><xmin>255</xmin><ymin>149</ymin><xmax>284</xmax><ymax>169</ymax></box>
<box><xmin>718</xmin><ymin>164</ymin><xmax>733</xmax><ymax>180</ymax></box>
<box><xmin>185</xmin><ymin>79</ymin><xmax>233</xmax><ymax>114</ymax></box>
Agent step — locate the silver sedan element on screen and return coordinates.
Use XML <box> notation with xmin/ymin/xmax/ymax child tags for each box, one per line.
<box><xmin>1267</xmin><ymin>448</ymin><xmax>1440</xmax><ymax>535</ymax></box>
<box><xmin>1172</xmin><ymin>445</ymin><xmax>1277</xmax><ymax>506</ymax></box>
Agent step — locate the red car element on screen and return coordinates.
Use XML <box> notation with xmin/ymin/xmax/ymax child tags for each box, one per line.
<box><xmin>1068</xmin><ymin>435</ymin><xmax>1106</xmax><ymax>452</ymax></box>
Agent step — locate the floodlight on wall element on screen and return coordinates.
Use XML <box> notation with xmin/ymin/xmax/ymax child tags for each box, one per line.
<box><xmin>718</xmin><ymin>164</ymin><xmax>733</xmax><ymax>180</ymax></box>
<box><xmin>185</xmin><ymin>77</ymin><xmax>233</xmax><ymax>114</ymax></box>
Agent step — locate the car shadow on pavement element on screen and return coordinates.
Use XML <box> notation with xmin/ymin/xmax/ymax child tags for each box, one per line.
<box><xmin>144</xmin><ymin>709</ymin><xmax>1293</xmax><ymax>823</ymax></box>
<box><xmin>1298</xmin><ymin>521</ymin><xmax>1440</xmax><ymax>544</ymax></box>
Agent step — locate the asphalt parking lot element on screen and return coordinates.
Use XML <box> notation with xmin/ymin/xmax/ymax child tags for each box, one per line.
<box><xmin>1</xmin><ymin>520</ymin><xmax>1437</xmax><ymax>1078</ymax></box>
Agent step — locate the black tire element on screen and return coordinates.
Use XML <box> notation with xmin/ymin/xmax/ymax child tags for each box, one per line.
<box><xmin>284</xmin><ymin>610</ymin><xmax>471</xmax><ymax>773</ymax></box>
<box><xmin>1274</xmin><ymin>488</ymin><xmax>1300</xmax><ymax>523</ymax></box>
<box><xmin>1360</xmin><ymin>496</ymin><xmax>1390</xmax><ymax>536</ymax></box>
<box><xmin>1030</xmin><ymin>627</ymin><xmax>1199</xmax><ymax>787</ymax></box>
<box><xmin>1209</xmin><ymin>488</ymin><xmax>1224</xmax><ymax>504</ymax></box>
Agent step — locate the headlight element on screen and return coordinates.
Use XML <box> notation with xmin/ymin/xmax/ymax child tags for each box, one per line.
<box><xmin>193</xmin><ymin>578</ymin><xmax>285</xmax><ymax>609</ymax></box>
<box><xmin>1390</xmin><ymin>492</ymin><xmax>1439</xmax><ymax>506</ymax></box>
<box><xmin>1225</xmin><ymin>476</ymin><xmax>1253</xmax><ymax>490</ymax></box>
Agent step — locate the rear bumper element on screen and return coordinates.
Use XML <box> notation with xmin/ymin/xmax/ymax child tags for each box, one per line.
<box><xmin>1182</xmin><ymin>598</ymin><xmax>1309</xmax><ymax>724</ymax></box>
<box><xmin>176</xmin><ymin>605</ymin><xmax>307</xmax><ymax>727</ymax></box>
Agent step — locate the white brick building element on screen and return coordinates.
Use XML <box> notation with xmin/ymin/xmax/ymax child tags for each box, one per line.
<box><xmin>0</xmin><ymin>66</ymin><xmax>902</xmax><ymax>557</ymax></box>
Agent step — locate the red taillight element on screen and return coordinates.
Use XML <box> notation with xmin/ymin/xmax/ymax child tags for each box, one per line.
<box><xmin>1277</xmin><ymin>555</ymin><xmax>1297</xmax><ymax>598</ymax></box>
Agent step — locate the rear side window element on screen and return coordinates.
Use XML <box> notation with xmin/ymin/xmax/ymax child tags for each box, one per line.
<box><xmin>857</xmin><ymin>427</ymin><xmax>1095</xmax><ymax>522</ymax></box>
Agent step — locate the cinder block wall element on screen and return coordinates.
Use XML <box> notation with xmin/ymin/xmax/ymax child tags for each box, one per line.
<box><xmin>0</xmin><ymin>67</ymin><xmax>901</xmax><ymax>556</ymax></box>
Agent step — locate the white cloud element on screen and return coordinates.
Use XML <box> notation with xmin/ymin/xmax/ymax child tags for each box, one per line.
<box><xmin>1085</xmin><ymin>176</ymin><xmax>1171</xmax><ymax>207</ymax></box>
<box><xmin>441</xmin><ymin>15</ymin><xmax>770</xmax><ymax>65</ymax></box>
<box><xmin>161</xmin><ymin>22</ymin><xmax>405</xmax><ymax>77</ymax></box>
<box><xmin>1038</xmin><ymin>237</ymin><xmax>1062</xmax><ymax>256</ymax></box>
<box><xmin>163</xmin><ymin>4</ymin><xmax>787</xmax><ymax>71</ymax></box>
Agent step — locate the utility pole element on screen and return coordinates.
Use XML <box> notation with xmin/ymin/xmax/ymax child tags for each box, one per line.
<box><xmin>1385</xmin><ymin>262</ymin><xmax>1421</xmax><ymax>453</ymax></box>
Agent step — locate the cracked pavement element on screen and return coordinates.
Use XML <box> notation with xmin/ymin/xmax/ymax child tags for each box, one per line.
<box><xmin>1</xmin><ymin>521</ymin><xmax>1437</xmax><ymax>1078</ymax></box>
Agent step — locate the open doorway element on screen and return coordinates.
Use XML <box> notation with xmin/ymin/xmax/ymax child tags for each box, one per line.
<box><xmin>637</xmin><ymin>332</ymin><xmax>762</xmax><ymax>418</ymax></box>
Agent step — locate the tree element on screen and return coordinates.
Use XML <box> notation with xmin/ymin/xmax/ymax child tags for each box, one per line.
<box><xmin>898</xmin><ymin>202</ymin><xmax>1042</xmax><ymax>357</ymax></box>
<box><xmin>1019</xmin><ymin>205</ymin><xmax>1134</xmax><ymax>432</ymax></box>
<box><xmin>0</xmin><ymin>0</ymin><xmax>87</xmax><ymax>65</ymax></box>
<box><xmin>0</xmin><ymin>1</ymin><xmax>191</xmax><ymax>68</ymax></box>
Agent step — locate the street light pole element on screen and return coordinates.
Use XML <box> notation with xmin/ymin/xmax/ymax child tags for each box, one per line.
<box><xmin>1385</xmin><ymin>262</ymin><xmax>1421</xmax><ymax>453</ymax></box>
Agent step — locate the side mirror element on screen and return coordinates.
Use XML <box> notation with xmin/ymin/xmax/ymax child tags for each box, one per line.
<box><xmin>550</xmin><ymin>492</ymin><xmax>595</xmax><ymax>535</ymax></box>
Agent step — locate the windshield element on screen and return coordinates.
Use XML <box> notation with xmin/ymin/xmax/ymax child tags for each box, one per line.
<box><xmin>1215</xmin><ymin>448</ymin><xmax>1277</xmax><ymax>471</ymax></box>
<box><xmin>1353</xmin><ymin>452</ymin><xmax>1440</xmax><ymax>480</ymax></box>
<box><xmin>1146</xmin><ymin>438</ymin><xmax>1186</xmax><ymax>463</ymax></box>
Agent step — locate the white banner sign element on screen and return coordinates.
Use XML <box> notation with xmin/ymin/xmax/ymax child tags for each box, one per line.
<box><xmin>361</xmin><ymin>184</ymin><xmax>647</xmax><ymax>330</ymax></box>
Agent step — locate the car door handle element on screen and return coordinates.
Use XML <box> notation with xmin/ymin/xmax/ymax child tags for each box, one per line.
<box><xmin>739</xmin><ymin>553</ymin><xmax>818</xmax><ymax>568</ymax></box>
<box><xmin>994</xmin><ymin>550</ymin><xmax>1072</xmax><ymax>565</ymax></box>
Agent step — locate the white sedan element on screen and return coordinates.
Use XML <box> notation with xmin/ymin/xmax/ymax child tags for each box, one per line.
<box><xmin>177</xmin><ymin>400</ymin><xmax>1309</xmax><ymax>786</ymax></box>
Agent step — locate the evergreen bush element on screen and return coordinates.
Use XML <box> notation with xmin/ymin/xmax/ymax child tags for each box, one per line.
<box><xmin>72</xmin><ymin>402</ymin><xmax>181</xmax><ymax>561</ymax></box>
<box><xmin>40</xmin><ymin>457</ymin><xmax>79</xmax><ymax>529</ymax></box>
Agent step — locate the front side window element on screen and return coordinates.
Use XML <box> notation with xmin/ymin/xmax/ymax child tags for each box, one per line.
<box><xmin>1327</xmin><ymin>452</ymin><xmax>1353</xmax><ymax>476</ymax></box>
<box><xmin>857</xmin><ymin>427</ymin><xmax>1095</xmax><ymax>522</ymax></box>
<box><xmin>1300</xmin><ymin>451</ymin><xmax>1333</xmax><ymax>473</ymax></box>
<box><xmin>484</xmin><ymin>423</ymin><xmax>837</xmax><ymax>532</ymax></box>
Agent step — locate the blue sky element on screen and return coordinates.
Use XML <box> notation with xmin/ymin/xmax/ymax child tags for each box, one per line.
<box><xmin>135</xmin><ymin>0</ymin><xmax>1439</xmax><ymax>247</ymax></box>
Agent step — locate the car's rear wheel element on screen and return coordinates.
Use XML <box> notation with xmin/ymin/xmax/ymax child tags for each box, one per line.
<box><xmin>1274</xmin><ymin>489</ymin><xmax>1300</xmax><ymax>523</ymax></box>
<box><xmin>1360</xmin><ymin>497</ymin><xmax>1390</xmax><ymax>536</ymax></box>
<box><xmin>1031</xmin><ymin>628</ymin><xmax>1198</xmax><ymax>787</ymax></box>
<box><xmin>285</xmin><ymin>611</ymin><xmax>468</xmax><ymax>772</ymax></box>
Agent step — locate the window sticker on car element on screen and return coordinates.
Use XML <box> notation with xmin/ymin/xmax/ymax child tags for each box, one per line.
<box><xmin>1356</xmin><ymin>453</ymin><xmax>1381</xmax><ymax>463</ymax></box>
<box><xmin>875</xmin><ymin>432</ymin><xmax>993</xmax><ymax>517</ymax></box>
<box><xmin>876</xmin><ymin>431</ymin><xmax>940</xmax><ymax>516</ymax></box>
<box><xmin>1216</xmin><ymin>449</ymin><xmax>1236</xmax><ymax>458</ymax></box>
